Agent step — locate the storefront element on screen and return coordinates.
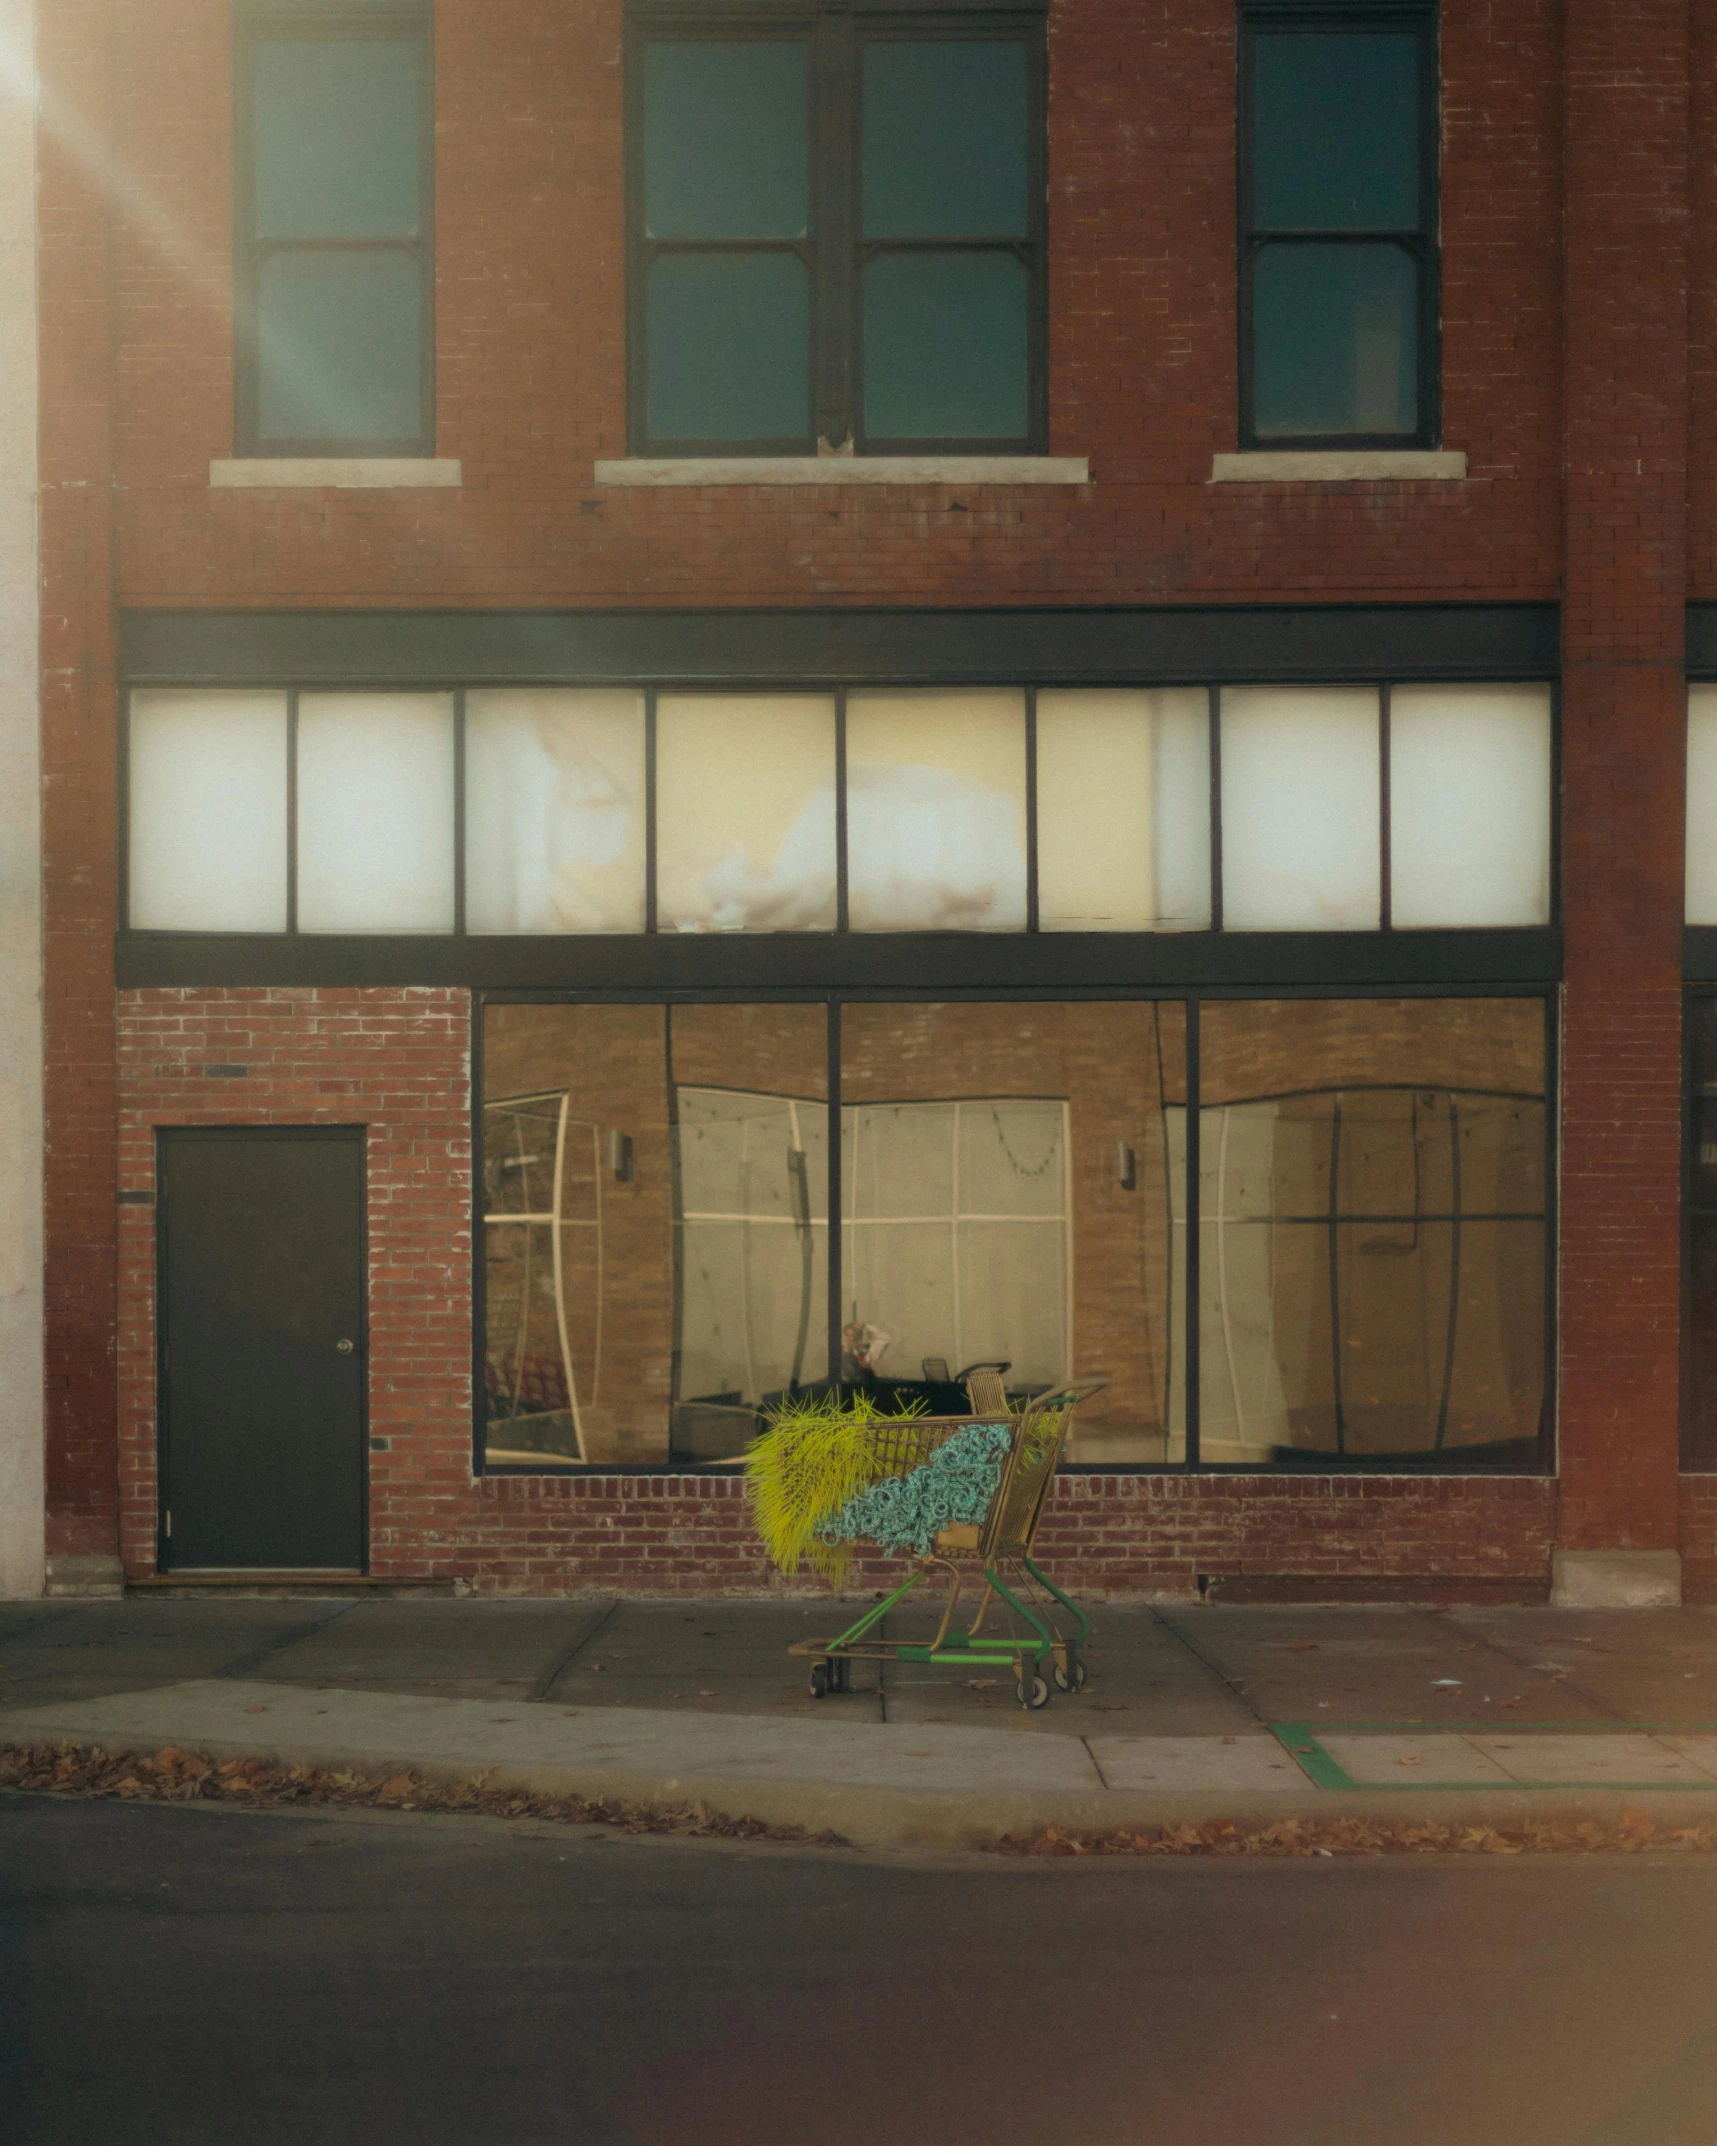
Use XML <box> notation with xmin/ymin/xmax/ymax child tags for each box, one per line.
<box><xmin>109</xmin><ymin>602</ymin><xmax>1566</xmax><ymax>1593</ymax></box>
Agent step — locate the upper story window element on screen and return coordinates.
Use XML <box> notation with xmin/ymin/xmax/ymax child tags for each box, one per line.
<box><xmin>234</xmin><ymin>4</ymin><xmax>433</xmax><ymax>456</ymax></box>
<box><xmin>1238</xmin><ymin>2</ymin><xmax>1439</xmax><ymax>448</ymax></box>
<box><xmin>627</xmin><ymin>6</ymin><xmax>1046</xmax><ymax>455</ymax></box>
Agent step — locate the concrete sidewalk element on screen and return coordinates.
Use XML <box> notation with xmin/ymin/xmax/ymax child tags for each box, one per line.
<box><xmin>11</xmin><ymin>1594</ymin><xmax>1717</xmax><ymax>1844</ymax></box>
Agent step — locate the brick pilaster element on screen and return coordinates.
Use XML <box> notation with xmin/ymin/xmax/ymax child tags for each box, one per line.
<box><xmin>38</xmin><ymin>0</ymin><xmax>121</xmax><ymax>1566</ymax></box>
<box><xmin>1557</xmin><ymin>1</ymin><xmax>1690</xmax><ymax>1555</ymax></box>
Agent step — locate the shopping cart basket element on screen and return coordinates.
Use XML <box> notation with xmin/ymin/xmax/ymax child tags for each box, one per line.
<box><xmin>787</xmin><ymin>1377</ymin><xmax>1107</xmax><ymax>1711</ymax></box>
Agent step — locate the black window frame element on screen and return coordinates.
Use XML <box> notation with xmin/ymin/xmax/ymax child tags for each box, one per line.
<box><xmin>233</xmin><ymin>1</ymin><xmax>437</xmax><ymax>459</ymax></box>
<box><xmin>1237</xmin><ymin>0</ymin><xmax>1441</xmax><ymax>451</ymax></box>
<box><xmin>624</xmin><ymin>1</ymin><xmax>1048</xmax><ymax>457</ymax></box>
<box><xmin>472</xmin><ymin>983</ymin><xmax>1557</xmax><ymax>1482</ymax></box>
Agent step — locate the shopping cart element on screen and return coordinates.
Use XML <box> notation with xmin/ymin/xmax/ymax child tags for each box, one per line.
<box><xmin>787</xmin><ymin>1377</ymin><xmax>1107</xmax><ymax>1710</ymax></box>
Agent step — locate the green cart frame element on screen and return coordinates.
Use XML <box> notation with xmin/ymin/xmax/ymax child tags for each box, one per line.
<box><xmin>788</xmin><ymin>1378</ymin><xmax>1108</xmax><ymax>1711</ymax></box>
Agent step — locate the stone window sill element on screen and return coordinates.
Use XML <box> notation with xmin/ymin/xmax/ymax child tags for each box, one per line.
<box><xmin>209</xmin><ymin>458</ymin><xmax>463</xmax><ymax>489</ymax></box>
<box><xmin>594</xmin><ymin>455</ymin><xmax>1090</xmax><ymax>487</ymax></box>
<box><xmin>1210</xmin><ymin>450</ymin><xmax>1467</xmax><ymax>483</ymax></box>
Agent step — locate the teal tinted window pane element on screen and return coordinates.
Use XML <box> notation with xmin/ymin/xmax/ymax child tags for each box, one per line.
<box><xmin>862</xmin><ymin>42</ymin><xmax>1028</xmax><ymax>238</ymax></box>
<box><xmin>862</xmin><ymin>253</ymin><xmax>1027</xmax><ymax>441</ymax></box>
<box><xmin>643</xmin><ymin>43</ymin><xmax>808</xmax><ymax>240</ymax></box>
<box><xmin>647</xmin><ymin>254</ymin><xmax>810</xmax><ymax>441</ymax></box>
<box><xmin>254</xmin><ymin>39</ymin><xmax>420</xmax><ymax>240</ymax></box>
<box><xmin>1252</xmin><ymin>34</ymin><xmax>1419</xmax><ymax>231</ymax></box>
<box><xmin>1252</xmin><ymin>243</ymin><xmax>1417</xmax><ymax>438</ymax></box>
<box><xmin>256</xmin><ymin>250</ymin><xmax>422</xmax><ymax>442</ymax></box>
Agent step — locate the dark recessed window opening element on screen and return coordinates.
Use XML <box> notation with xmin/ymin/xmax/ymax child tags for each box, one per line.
<box><xmin>628</xmin><ymin>10</ymin><xmax>1046</xmax><ymax>456</ymax></box>
<box><xmin>1238</xmin><ymin>3</ymin><xmax>1439</xmax><ymax>449</ymax></box>
<box><xmin>235</xmin><ymin>7</ymin><xmax>434</xmax><ymax>456</ymax></box>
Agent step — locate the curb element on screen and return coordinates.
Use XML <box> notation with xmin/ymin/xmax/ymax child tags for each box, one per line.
<box><xmin>13</xmin><ymin>1726</ymin><xmax>1717</xmax><ymax>1850</ymax></box>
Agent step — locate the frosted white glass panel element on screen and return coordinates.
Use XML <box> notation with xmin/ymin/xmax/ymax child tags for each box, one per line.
<box><xmin>296</xmin><ymin>693</ymin><xmax>455</xmax><ymax>931</ymax></box>
<box><xmin>656</xmin><ymin>695</ymin><xmax>836</xmax><ymax>931</ymax></box>
<box><xmin>1036</xmin><ymin>689</ymin><xmax>1210</xmax><ymax>930</ymax></box>
<box><xmin>1690</xmin><ymin>688</ymin><xmax>1717</xmax><ymax>924</ymax></box>
<box><xmin>128</xmin><ymin>691</ymin><xmax>289</xmax><ymax>931</ymax></box>
<box><xmin>466</xmin><ymin>691</ymin><xmax>646</xmax><ymax>933</ymax></box>
<box><xmin>845</xmin><ymin>690</ymin><xmax>1027</xmax><ymax>930</ymax></box>
<box><xmin>1389</xmin><ymin>686</ymin><xmax>1552</xmax><ymax>927</ymax></box>
<box><xmin>1220</xmin><ymin>687</ymin><xmax>1380</xmax><ymax>930</ymax></box>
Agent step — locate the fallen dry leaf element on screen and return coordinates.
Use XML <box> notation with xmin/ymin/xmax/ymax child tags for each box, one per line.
<box><xmin>1286</xmin><ymin>1642</ymin><xmax>1319</xmax><ymax>1653</ymax></box>
<box><xmin>1397</xmin><ymin>1755</ymin><xmax>1425</xmax><ymax>1767</ymax></box>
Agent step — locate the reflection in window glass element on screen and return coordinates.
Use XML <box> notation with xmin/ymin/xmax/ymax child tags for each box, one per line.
<box><xmin>1389</xmin><ymin>686</ymin><xmax>1551</xmax><ymax>928</ymax></box>
<box><xmin>480</xmin><ymin>1000</ymin><xmax>1187</xmax><ymax>1468</ymax></box>
<box><xmin>128</xmin><ymin>691</ymin><xmax>289</xmax><ymax>932</ymax></box>
<box><xmin>1190</xmin><ymin>999</ymin><xmax>1546</xmax><ymax>1462</ymax></box>
<box><xmin>656</xmin><ymin>696</ymin><xmax>837</xmax><ymax>931</ymax></box>
<box><xmin>1687</xmin><ymin>688</ymin><xmax>1717</xmax><ymax>924</ymax></box>
<box><xmin>842</xmin><ymin>1003</ymin><xmax>1187</xmax><ymax>1462</ymax></box>
<box><xmin>466</xmin><ymin>692</ymin><xmax>646</xmax><ymax>934</ymax></box>
<box><xmin>845</xmin><ymin>692</ymin><xmax>1027</xmax><ymax>929</ymax></box>
<box><xmin>481</xmin><ymin>1003</ymin><xmax>829</xmax><ymax>1465</ymax></box>
<box><xmin>1036</xmin><ymin>690</ymin><xmax>1211</xmax><ymax>931</ymax></box>
<box><xmin>1220</xmin><ymin>687</ymin><xmax>1381</xmax><ymax>930</ymax></box>
<box><xmin>296</xmin><ymin>693</ymin><xmax>455</xmax><ymax>932</ymax></box>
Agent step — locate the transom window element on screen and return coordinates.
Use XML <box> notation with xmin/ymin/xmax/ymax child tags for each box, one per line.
<box><xmin>627</xmin><ymin>7</ymin><xmax>1046</xmax><ymax>454</ymax></box>
<box><xmin>124</xmin><ymin>681</ymin><xmax>1552</xmax><ymax>936</ymax></box>
<box><xmin>1239</xmin><ymin>2</ymin><xmax>1439</xmax><ymax>448</ymax></box>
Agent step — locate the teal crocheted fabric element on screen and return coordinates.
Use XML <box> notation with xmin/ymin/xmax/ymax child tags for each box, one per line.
<box><xmin>817</xmin><ymin>1423</ymin><xmax>1011</xmax><ymax>1557</ymax></box>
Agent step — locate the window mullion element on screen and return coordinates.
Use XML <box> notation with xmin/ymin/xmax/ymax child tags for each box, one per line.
<box><xmin>812</xmin><ymin>21</ymin><xmax>854</xmax><ymax>452</ymax></box>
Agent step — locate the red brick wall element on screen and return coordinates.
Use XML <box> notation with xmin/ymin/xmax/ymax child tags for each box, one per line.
<box><xmin>39</xmin><ymin>0</ymin><xmax>121</xmax><ymax>1561</ymax></box>
<box><xmin>43</xmin><ymin>0</ymin><xmax>1717</xmax><ymax>1589</ymax></box>
<box><xmin>1556</xmin><ymin>1</ymin><xmax>1689</xmax><ymax>1556</ymax></box>
<box><xmin>116</xmin><ymin>989</ymin><xmax>475</xmax><ymax>1578</ymax></box>
<box><xmin>101</xmin><ymin>0</ymin><xmax>1562</xmax><ymax>611</ymax></box>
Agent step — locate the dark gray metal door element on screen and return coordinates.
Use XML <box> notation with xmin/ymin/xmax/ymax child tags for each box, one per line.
<box><xmin>158</xmin><ymin>1129</ymin><xmax>366</xmax><ymax>1570</ymax></box>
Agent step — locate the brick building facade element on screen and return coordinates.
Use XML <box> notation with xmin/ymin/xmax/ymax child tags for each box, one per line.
<box><xmin>11</xmin><ymin>0</ymin><xmax>1716</xmax><ymax>1603</ymax></box>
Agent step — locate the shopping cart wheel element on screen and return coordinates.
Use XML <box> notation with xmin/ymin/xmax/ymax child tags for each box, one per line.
<box><xmin>809</xmin><ymin>1662</ymin><xmax>832</xmax><ymax>1699</ymax></box>
<box><xmin>1017</xmin><ymin>1674</ymin><xmax>1051</xmax><ymax>1711</ymax></box>
<box><xmin>1053</xmin><ymin>1652</ymin><xmax>1088</xmax><ymax>1693</ymax></box>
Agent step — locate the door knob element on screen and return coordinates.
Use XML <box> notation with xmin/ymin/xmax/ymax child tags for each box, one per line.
<box><xmin>335</xmin><ymin>1338</ymin><xmax>356</xmax><ymax>1354</ymax></box>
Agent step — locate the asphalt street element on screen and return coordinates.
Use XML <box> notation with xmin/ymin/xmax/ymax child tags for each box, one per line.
<box><xmin>4</xmin><ymin>1789</ymin><xmax>1717</xmax><ymax>2146</ymax></box>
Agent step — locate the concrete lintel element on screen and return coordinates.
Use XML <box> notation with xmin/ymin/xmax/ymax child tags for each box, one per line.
<box><xmin>209</xmin><ymin>458</ymin><xmax>463</xmax><ymax>490</ymax></box>
<box><xmin>43</xmin><ymin>1554</ymin><xmax>125</xmax><ymax>1599</ymax></box>
<box><xmin>1209</xmin><ymin>449</ymin><xmax>1468</xmax><ymax>484</ymax></box>
<box><xmin>595</xmin><ymin>455</ymin><xmax>1092</xmax><ymax>487</ymax></box>
<box><xmin>1551</xmin><ymin>1549</ymin><xmax>1683</xmax><ymax>1608</ymax></box>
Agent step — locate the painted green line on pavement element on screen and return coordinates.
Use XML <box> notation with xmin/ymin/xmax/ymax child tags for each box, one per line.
<box><xmin>1269</xmin><ymin>1724</ymin><xmax>1717</xmax><ymax>1792</ymax></box>
<box><xmin>1270</xmin><ymin>1723</ymin><xmax>1353</xmax><ymax>1789</ymax></box>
